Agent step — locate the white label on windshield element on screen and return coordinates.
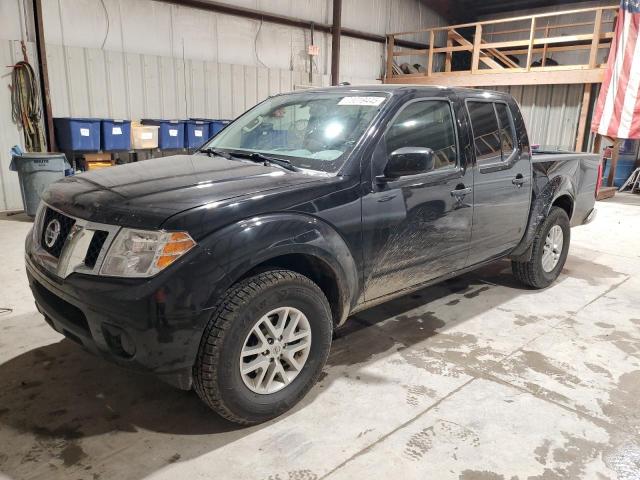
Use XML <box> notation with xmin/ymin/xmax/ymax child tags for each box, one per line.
<box><xmin>194</xmin><ymin>130</ymin><xmax>203</xmax><ymax>137</ymax></box>
<box><xmin>169</xmin><ymin>129</ymin><xmax>178</xmax><ymax>136</ymax></box>
<box><xmin>112</xmin><ymin>126</ymin><xmax>122</xmax><ymax>135</ymax></box>
<box><xmin>338</xmin><ymin>96</ymin><xmax>385</xmax><ymax>106</ymax></box>
<box><xmin>80</xmin><ymin>128</ymin><xmax>90</xmax><ymax>136</ymax></box>
<box><xmin>141</xmin><ymin>132</ymin><xmax>153</xmax><ymax>139</ymax></box>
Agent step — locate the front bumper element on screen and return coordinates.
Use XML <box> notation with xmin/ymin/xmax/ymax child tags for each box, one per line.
<box><xmin>25</xmin><ymin>248</ymin><xmax>210</xmax><ymax>390</ymax></box>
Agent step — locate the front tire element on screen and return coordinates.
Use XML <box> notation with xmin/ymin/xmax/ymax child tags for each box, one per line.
<box><xmin>193</xmin><ymin>269</ymin><xmax>333</xmax><ymax>425</ymax></box>
<box><xmin>512</xmin><ymin>206</ymin><xmax>570</xmax><ymax>289</ymax></box>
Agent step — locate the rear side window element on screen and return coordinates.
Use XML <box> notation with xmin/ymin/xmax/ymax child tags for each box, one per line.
<box><xmin>467</xmin><ymin>101</ymin><xmax>502</xmax><ymax>165</ymax></box>
<box><xmin>385</xmin><ymin>100</ymin><xmax>457</xmax><ymax>170</ymax></box>
<box><xmin>495</xmin><ymin>103</ymin><xmax>516</xmax><ymax>159</ymax></box>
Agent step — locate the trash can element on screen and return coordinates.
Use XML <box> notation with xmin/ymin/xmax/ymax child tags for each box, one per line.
<box><xmin>10</xmin><ymin>153</ymin><xmax>70</xmax><ymax>217</ymax></box>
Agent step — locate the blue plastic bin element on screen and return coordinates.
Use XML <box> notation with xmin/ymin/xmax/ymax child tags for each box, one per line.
<box><xmin>210</xmin><ymin>120</ymin><xmax>230</xmax><ymax>136</ymax></box>
<box><xmin>184</xmin><ymin>120</ymin><xmax>210</xmax><ymax>149</ymax></box>
<box><xmin>141</xmin><ymin>119</ymin><xmax>185</xmax><ymax>149</ymax></box>
<box><xmin>54</xmin><ymin>118</ymin><xmax>101</xmax><ymax>151</ymax></box>
<box><xmin>101</xmin><ymin>120</ymin><xmax>131</xmax><ymax>151</ymax></box>
<box><xmin>602</xmin><ymin>158</ymin><xmax>637</xmax><ymax>187</ymax></box>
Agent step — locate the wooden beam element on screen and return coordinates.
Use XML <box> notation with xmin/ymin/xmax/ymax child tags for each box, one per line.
<box><xmin>472</xmin><ymin>24</ymin><xmax>481</xmax><ymax>72</ymax></box>
<box><xmin>385</xmin><ymin>67</ymin><xmax>605</xmax><ymax>86</ymax></box>
<box><xmin>390</xmin><ymin>5</ymin><xmax>618</xmax><ymax>36</ymax></box>
<box><xmin>393</xmin><ymin>49</ymin><xmax>429</xmax><ymax>56</ymax></box>
<box><xmin>575</xmin><ymin>84</ymin><xmax>592</xmax><ymax>151</ymax></box>
<box><xmin>481</xmin><ymin>32</ymin><xmax>613</xmax><ymax>50</ymax></box>
<box><xmin>451</xmin><ymin>28</ymin><xmax>504</xmax><ymax>70</ymax></box>
<box><xmin>427</xmin><ymin>30</ymin><xmax>434</xmax><ymax>76</ymax></box>
<box><xmin>526</xmin><ymin>18</ymin><xmax>536</xmax><ymax>70</ymax></box>
<box><xmin>506</xmin><ymin>41</ymin><xmax>612</xmax><ymax>56</ymax></box>
<box><xmin>589</xmin><ymin>8</ymin><xmax>603</xmax><ymax>68</ymax></box>
<box><xmin>490</xmin><ymin>18</ymin><xmax>615</xmax><ymax>37</ymax></box>
<box><xmin>445</xmin><ymin>31</ymin><xmax>452</xmax><ymax>72</ymax></box>
<box><xmin>607</xmin><ymin>138</ymin><xmax>622</xmax><ymax>187</ymax></box>
<box><xmin>385</xmin><ymin>35</ymin><xmax>394</xmax><ymax>82</ymax></box>
<box><xmin>33</xmin><ymin>0</ymin><xmax>55</xmax><ymax>151</ymax></box>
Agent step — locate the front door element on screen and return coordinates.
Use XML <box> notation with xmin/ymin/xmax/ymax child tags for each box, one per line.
<box><xmin>361</xmin><ymin>98</ymin><xmax>474</xmax><ymax>301</ymax></box>
<box><xmin>465</xmin><ymin>99</ymin><xmax>532</xmax><ymax>265</ymax></box>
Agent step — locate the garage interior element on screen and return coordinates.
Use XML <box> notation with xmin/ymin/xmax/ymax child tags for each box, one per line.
<box><xmin>1</xmin><ymin>0</ymin><xmax>640</xmax><ymax>479</ymax></box>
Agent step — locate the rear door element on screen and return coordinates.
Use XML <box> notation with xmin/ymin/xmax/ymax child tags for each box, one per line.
<box><xmin>465</xmin><ymin>99</ymin><xmax>532</xmax><ymax>265</ymax></box>
<box><xmin>361</xmin><ymin>97</ymin><xmax>474</xmax><ymax>301</ymax></box>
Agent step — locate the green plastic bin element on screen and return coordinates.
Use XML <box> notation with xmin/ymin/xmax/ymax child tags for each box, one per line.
<box><xmin>10</xmin><ymin>153</ymin><xmax>69</xmax><ymax>217</ymax></box>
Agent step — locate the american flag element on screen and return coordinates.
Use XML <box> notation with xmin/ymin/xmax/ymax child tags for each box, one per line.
<box><xmin>591</xmin><ymin>0</ymin><xmax>640</xmax><ymax>139</ymax></box>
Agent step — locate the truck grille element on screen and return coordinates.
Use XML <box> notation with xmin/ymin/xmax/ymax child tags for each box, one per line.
<box><xmin>84</xmin><ymin>230</ymin><xmax>109</xmax><ymax>268</ymax></box>
<box><xmin>40</xmin><ymin>207</ymin><xmax>76</xmax><ymax>258</ymax></box>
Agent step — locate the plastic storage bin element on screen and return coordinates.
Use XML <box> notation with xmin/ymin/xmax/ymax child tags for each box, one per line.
<box><xmin>54</xmin><ymin>118</ymin><xmax>101</xmax><ymax>151</ymax></box>
<box><xmin>602</xmin><ymin>158</ymin><xmax>637</xmax><ymax>187</ymax></box>
<box><xmin>9</xmin><ymin>153</ymin><xmax>70</xmax><ymax>216</ymax></box>
<box><xmin>184</xmin><ymin>120</ymin><xmax>210</xmax><ymax>149</ymax></box>
<box><xmin>131</xmin><ymin>122</ymin><xmax>159</xmax><ymax>149</ymax></box>
<box><xmin>141</xmin><ymin>119</ymin><xmax>185</xmax><ymax>149</ymax></box>
<box><xmin>210</xmin><ymin>120</ymin><xmax>230</xmax><ymax>136</ymax></box>
<box><xmin>101</xmin><ymin>120</ymin><xmax>131</xmax><ymax>151</ymax></box>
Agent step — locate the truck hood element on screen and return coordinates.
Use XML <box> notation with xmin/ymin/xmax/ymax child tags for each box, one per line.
<box><xmin>42</xmin><ymin>154</ymin><xmax>325</xmax><ymax>229</ymax></box>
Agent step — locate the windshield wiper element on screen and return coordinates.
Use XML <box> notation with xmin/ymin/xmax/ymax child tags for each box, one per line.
<box><xmin>230</xmin><ymin>151</ymin><xmax>300</xmax><ymax>172</ymax></box>
<box><xmin>199</xmin><ymin>148</ymin><xmax>233</xmax><ymax>159</ymax></box>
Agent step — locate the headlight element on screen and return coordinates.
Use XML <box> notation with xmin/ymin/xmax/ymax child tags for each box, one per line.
<box><xmin>100</xmin><ymin>228</ymin><xmax>196</xmax><ymax>277</ymax></box>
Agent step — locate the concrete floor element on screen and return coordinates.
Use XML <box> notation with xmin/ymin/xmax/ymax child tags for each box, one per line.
<box><xmin>0</xmin><ymin>195</ymin><xmax>639</xmax><ymax>480</ymax></box>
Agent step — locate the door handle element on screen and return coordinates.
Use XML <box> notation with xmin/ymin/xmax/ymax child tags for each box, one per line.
<box><xmin>512</xmin><ymin>174</ymin><xmax>525</xmax><ymax>187</ymax></box>
<box><xmin>451</xmin><ymin>186</ymin><xmax>472</xmax><ymax>197</ymax></box>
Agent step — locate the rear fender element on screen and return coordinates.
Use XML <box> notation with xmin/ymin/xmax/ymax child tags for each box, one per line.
<box><xmin>509</xmin><ymin>175</ymin><xmax>574</xmax><ymax>260</ymax></box>
<box><xmin>198</xmin><ymin>213</ymin><xmax>358</xmax><ymax>325</ymax></box>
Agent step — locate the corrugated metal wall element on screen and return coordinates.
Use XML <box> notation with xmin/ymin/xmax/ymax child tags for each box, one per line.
<box><xmin>0</xmin><ymin>0</ymin><xmax>446</xmax><ymax>211</ymax></box>
<box><xmin>488</xmin><ymin>84</ymin><xmax>586</xmax><ymax>150</ymax></box>
<box><xmin>45</xmin><ymin>43</ymin><xmax>331</xmax><ymax>120</ymax></box>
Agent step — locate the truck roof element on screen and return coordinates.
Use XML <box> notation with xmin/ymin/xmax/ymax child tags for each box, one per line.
<box><xmin>285</xmin><ymin>84</ymin><xmax>510</xmax><ymax>99</ymax></box>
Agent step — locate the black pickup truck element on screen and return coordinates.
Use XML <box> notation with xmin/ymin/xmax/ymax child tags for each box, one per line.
<box><xmin>25</xmin><ymin>86</ymin><xmax>601</xmax><ymax>424</ymax></box>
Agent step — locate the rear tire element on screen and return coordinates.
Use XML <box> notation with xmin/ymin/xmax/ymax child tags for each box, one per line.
<box><xmin>193</xmin><ymin>269</ymin><xmax>332</xmax><ymax>425</ymax></box>
<box><xmin>512</xmin><ymin>206</ymin><xmax>570</xmax><ymax>289</ymax></box>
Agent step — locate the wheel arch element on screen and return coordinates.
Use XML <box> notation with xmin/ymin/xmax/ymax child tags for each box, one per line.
<box><xmin>550</xmin><ymin>193</ymin><xmax>574</xmax><ymax>221</ymax></box>
<box><xmin>509</xmin><ymin>174</ymin><xmax>574</xmax><ymax>261</ymax></box>
<box><xmin>199</xmin><ymin>212</ymin><xmax>359</xmax><ymax>327</ymax></box>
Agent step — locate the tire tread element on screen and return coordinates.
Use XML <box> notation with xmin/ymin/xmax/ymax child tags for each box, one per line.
<box><xmin>193</xmin><ymin>269</ymin><xmax>328</xmax><ymax>425</ymax></box>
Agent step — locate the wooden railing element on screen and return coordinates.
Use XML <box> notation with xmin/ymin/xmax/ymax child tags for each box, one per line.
<box><xmin>385</xmin><ymin>5</ymin><xmax>618</xmax><ymax>86</ymax></box>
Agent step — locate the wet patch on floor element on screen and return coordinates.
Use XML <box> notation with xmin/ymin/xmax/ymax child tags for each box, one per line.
<box><xmin>528</xmin><ymin>432</ymin><xmax>608</xmax><ymax>479</ymax></box>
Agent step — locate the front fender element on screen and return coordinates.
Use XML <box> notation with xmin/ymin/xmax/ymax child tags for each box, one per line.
<box><xmin>510</xmin><ymin>174</ymin><xmax>574</xmax><ymax>259</ymax></box>
<box><xmin>196</xmin><ymin>212</ymin><xmax>359</xmax><ymax>324</ymax></box>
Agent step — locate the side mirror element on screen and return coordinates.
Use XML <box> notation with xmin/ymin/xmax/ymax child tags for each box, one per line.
<box><xmin>378</xmin><ymin>147</ymin><xmax>435</xmax><ymax>182</ymax></box>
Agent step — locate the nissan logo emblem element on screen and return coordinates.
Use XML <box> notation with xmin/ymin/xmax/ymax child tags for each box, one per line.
<box><xmin>44</xmin><ymin>219</ymin><xmax>62</xmax><ymax>248</ymax></box>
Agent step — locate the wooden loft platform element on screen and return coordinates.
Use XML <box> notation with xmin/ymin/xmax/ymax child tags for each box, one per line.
<box><xmin>384</xmin><ymin>5</ymin><xmax>617</xmax><ymax>87</ymax></box>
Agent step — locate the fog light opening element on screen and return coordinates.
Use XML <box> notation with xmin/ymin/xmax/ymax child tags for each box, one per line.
<box><xmin>102</xmin><ymin>324</ymin><xmax>136</xmax><ymax>358</ymax></box>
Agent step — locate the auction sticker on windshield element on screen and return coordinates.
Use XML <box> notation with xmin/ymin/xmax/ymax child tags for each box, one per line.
<box><xmin>338</xmin><ymin>96</ymin><xmax>386</xmax><ymax>106</ymax></box>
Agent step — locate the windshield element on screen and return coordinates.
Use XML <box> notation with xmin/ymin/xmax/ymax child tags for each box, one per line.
<box><xmin>203</xmin><ymin>91</ymin><xmax>389</xmax><ymax>173</ymax></box>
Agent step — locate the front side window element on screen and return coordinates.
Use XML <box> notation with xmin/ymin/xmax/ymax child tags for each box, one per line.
<box><xmin>203</xmin><ymin>92</ymin><xmax>388</xmax><ymax>173</ymax></box>
<box><xmin>385</xmin><ymin>100</ymin><xmax>457</xmax><ymax>171</ymax></box>
<box><xmin>467</xmin><ymin>101</ymin><xmax>502</xmax><ymax>165</ymax></box>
